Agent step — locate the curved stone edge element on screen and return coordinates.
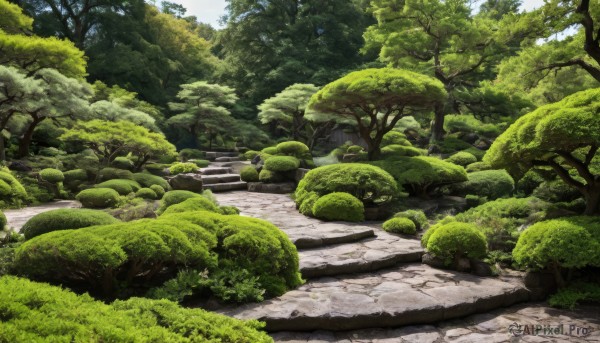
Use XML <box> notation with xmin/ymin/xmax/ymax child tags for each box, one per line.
<box><xmin>293</xmin><ymin>229</ymin><xmax>375</xmax><ymax>249</ymax></box>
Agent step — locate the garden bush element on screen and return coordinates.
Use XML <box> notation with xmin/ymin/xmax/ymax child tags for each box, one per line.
<box><xmin>39</xmin><ymin>168</ymin><xmax>64</xmax><ymax>183</ymax></box>
<box><xmin>63</xmin><ymin>169</ymin><xmax>88</xmax><ymax>183</ymax></box>
<box><xmin>393</xmin><ymin>209</ymin><xmax>428</xmax><ymax>230</ymax></box>
<box><xmin>465</xmin><ymin>161</ymin><xmax>492</xmax><ymax>172</ymax></box>
<box><xmin>347</xmin><ymin>145</ymin><xmax>364</xmax><ymax>154</ymax></box>
<box><xmin>244</xmin><ymin>150</ymin><xmax>260</xmax><ymax>160</ymax></box>
<box><xmin>0</xmin><ymin>210</ymin><xmax>6</xmax><ymax>229</ymax></box>
<box><xmin>111</xmin><ymin>156</ymin><xmax>134</xmax><ymax>170</ymax></box>
<box><xmin>135</xmin><ymin>188</ymin><xmax>157</xmax><ymax>200</ymax></box>
<box><xmin>219</xmin><ymin>205</ymin><xmax>240</xmax><ymax>215</ymax></box>
<box><xmin>422</xmin><ymin>222</ymin><xmax>488</xmax><ymax>266</ymax></box>
<box><xmin>261</xmin><ymin>147</ymin><xmax>278</xmax><ymax>155</ymax></box>
<box><xmin>513</xmin><ymin>217</ymin><xmax>600</xmax><ymax>287</ymax></box>
<box><xmin>0</xmin><ymin>168</ymin><xmax>28</xmax><ymax>208</ymax></box>
<box><xmin>98</xmin><ymin>167</ymin><xmax>134</xmax><ymax>181</ymax></box>
<box><xmin>144</xmin><ymin>163</ymin><xmax>169</xmax><ymax>176</ymax></box>
<box><xmin>59</xmin><ymin>150</ymin><xmax>99</xmax><ymax>174</ymax></box>
<box><xmin>445</xmin><ymin>151</ymin><xmax>477</xmax><ymax>167</ymax></box>
<box><xmin>132</xmin><ymin>172</ymin><xmax>170</xmax><ymax>190</ymax></box>
<box><xmin>169</xmin><ymin>162</ymin><xmax>198</xmax><ymax>175</ymax></box>
<box><xmin>299</xmin><ymin>192</ymin><xmax>320</xmax><ymax>216</ymax></box>
<box><xmin>240</xmin><ymin>166</ymin><xmax>259</xmax><ymax>182</ymax></box>
<box><xmin>188</xmin><ymin>159</ymin><xmax>210</xmax><ymax>168</ymax></box>
<box><xmin>259</xmin><ymin>169</ymin><xmax>284</xmax><ymax>183</ymax></box>
<box><xmin>548</xmin><ymin>282</ymin><xmax>600</xmax><ymax>309</ymax></box>
<box><xmin>21</xmin><ymin>209</ymin><xmax>119</xmax><ymax>240</ymax></box>
<box><xmin>380</xmin><ymin>144</ymin><xmax>424</xmax><ymax>159</ymax></box>
<box><xmin>382</xmin><ymin>217</ymin><xmax>416</xmax><ymax>234</ymax></box>
<box><xmin>156</xmin><ymin>190</ymin><xmax>204</xmax><ymax>214</ymax></box>
<box><xmin>0</xmin><ymin>276</ymin><xmax>272</xmax><ymax>342</ymax></box>
<box><xmin>532</xmin><ymin>179</ymin><xmax>582</xmax><ymax>203</ymax></box>
<box><xmin>461</xmin><ymin>147</ymin><xmax>486</xmax><ymax>160</ymax></box>
<box><xmin>369</xmin><ymin>156</ymin><xmax>467</xmax><ymax>198</ymax></box>
<box><xmin>450</xmin><ymin>170</ymin><xmax>514</xmax><ymax>199</ymax></box>
<box><xmin>95</xmin><ymin>179</ymin><xmax>141</xmax><ymax>195</ymax></box>
<box><xmin>444</xmin><ymin>114</ymin><xmax>501</xmax><ymax>137</ymax></box>
<box><xmin>295</xmin><ymin>164</ymin><xmax>397</xmax><ymax>209</ymax></box>
<box><xmin>38</xmin><ymin>147</ymin><xmax>66</xmax><ymax>157</ymax></box>
<box><xmin>436</xmin><ymin>137</ymin><xmax>473</xmax><ymax>154</ymax></box>
<box><xmin>382</xmin><ymin>131</ymin><xmax>412</xmax><ymax>146</ymax></box>
<box><xmin>515</xmin><ymin>169</ymin><xmax>545</xmax><ymax>196</ymax></box>
<box><xmin>178</xmin><ymin>148</ymin><xmax>205</xmax><ymax>161</ymax></box>
<box><xmin>76</xmin><ymin>188</ymin><xmax>120</xmax><ymax>208</ymax></box>
<box><xmin>161</xmin><ymin>197</ymin><xmax>221</xmax><ymax>215</ymax></box>
<box><xmin>150</xmin><ymin>184</ymin><xmax>165</xmax><ymax>198</ymax></box>
<box><xmin>312</xmin><ymin>192</ymin><xmax>364</xmax><ymax>222</ymax></box>
<box><xmin>264</xmin><ymin>156</ymin><xmax>300</xmax><ymax>172</ymax></box>
<box><xmin>276</xmin><ymin>141</ymin><xmax>309</xmax><ymax>157</ymax></box>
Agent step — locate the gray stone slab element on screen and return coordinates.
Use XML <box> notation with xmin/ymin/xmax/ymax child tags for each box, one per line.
<box><xmin>200</xmin><ymin>167</ymin><xmax>232</xmax><ymax>175</ymax></box>
<box><xmin>201</xmin><ymin>174</ymin><xmax>241</xmax><ymax>184</ymax></box>
<box><xmin>203</xmin><ymin>181</ymin><xmax>247</xmax><ymax>192</ymax></box>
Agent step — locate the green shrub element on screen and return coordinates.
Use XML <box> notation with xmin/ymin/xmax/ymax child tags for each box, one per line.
<box><xmin>422</xmin><ymin>222</ymin><xmax>488</xmax><ymax>266</ymax></box>
<box><xmin>98</xmin><ymin>167</ymin><xmax>134</xmax><ymax>181</ymax></box>
<box><xmin>150</xmin><ymin>185</ymin><xmax>165</xmax><ymax>198</ymax></box>
<box><xmin>59</xmin><ymin>150</ymin><xmax>99</xmax><ymax>174</ymax></box>
<box><xmin>38</xmin><ymin>147</ymin><xmax>66</xmax><ymax>157</ymax></box>
<box><xmin>515</xmin><ymin>169</ymin><xmax>545</xmax><ymax>196</ymax></box>
<box><xmin>259</xmin><ymin>169</ymin><xmax>284</xmax><ymax>183</ymax></box>
<box><xmin>0</xmin><ymin>210</ymin><xmax>6</xmax><ymax>229</ymax></box>
<box><xmin>161</xmin><ymin>197</ymin><xmax>221</xmax><ymax>215</ymax></box>
<box><xmin>444</xmin><ymin>114</ymin><xmax>501</xmax><ymax>137</ymax></box>
<box><xmin>296</xmin><ymin>164</ymin><xmax>397</xmax><ymax>209</ymax></box>
<box><xmin>244</xmin><ymin>150</ymin><xmax>260</xmax><ymax>160</ymax></box>
<box><xmin>136</xmin><ymin>188</ymin><xmax>157</xmax><ymax>200</ymax></box>
<box><xmin>144</xmin><ymin>163</ymin><xmax>169</xmax><ymax>176</ymax></box>
<box><xmin>39</xmin><ymin>168</ymin><xmax>64</xmax><ymax>183</ymax></box>
<box><xmin>276</xmin><ymin>141</ymin><xmax>309</xmax><ymax>157</ymax></box>
<box><xmin>312</xmin><ymin>192</ymin><xmax>364</xmax><ymax>222</ymax></box>
<box><xmin>219</xmin><ymin>205</ymin><xmax>240</xmax><ymax>215</ymax></box>
<box><xmin>132</xmin><ymin>172</ymin><xmax>169</xmax><ymax>190</ymax></box>
<box><xmin>450</xmin><ymin>170</ymin><xmax>514</xmax><ymax>200</ymax></box>
<box><xmin>178</xmin><ymin>148</ymin><xmax>205</xmax><ymax>161</ymax></box>
<box><xmin>393</xmin><ymin>209</ymin><xmax>428</xmax><ymax>230</ymax></box>
<box><xmin>169</xmin><ymin>162</ymin><xmax>198</xmax><ymax>175</ymax></box>
<box><xmin>0</xmin><ymin>168</ymin><xmax>28</xmax><ymax>208</ymax></box>
<box><xmin>299</xmin><ymin>192</ymin><xmax>320</xmax><ymax>216</ymax></box>
<box><xmin>445</xmin><ymin>151</ymin><xmax>477</xmax><ymax>167</ymax></box>
<box><xmin>21</xmin><ymin>209</ymin><xmax>119</xmax><ymax>240</ymax></box>
<box><xmin>380</xmin><ymin>144</ymin><xmax>424</xmax><ymax>159</ymax></box>
<box><xmin>436</xmin><ymin>137</ymin><xmax>473</xmax><ymax>154</ymax></box>
<box><xmin>63</xmin><ymin>169</ymin><xmax>88</xmax><ymax>183</ymax></box>
<box><xmin>95</xmin><ymin>179</ymin><xmax>141</xmax><ymax>195</ymax></box>
<box><xmin>188</xmin><ymin>159</ymin><xmax>210</xmax><ymax>168</ymax></box>
<box><xmin>465</xmin><ymin>161</ymin><xmax>491</xmax><ymax>172</ymax></box>
<box><xmin>382</xmin><ymin>131</ymin><xmax>412</xmax><ymax>146</ymax></box>
<box><xmin>0</xmin><ymin>276</ymin><xmax>272</xmax><ymax>342</ymax></box>
<box><xmin>548</xmin><ymin>282</ymin><xmax>600</xmax><ymax>309</ymax></box>
<box><xmin>156</xmin><ymin>190</ymin><xmax>203</xmax><ymax>214</ymax></box>
<box><xmin>369</xmin><ymin>156</ymin><xmax>467</xmax><ymax>197</ymax></box>
<box><xmin>461</xmin><ymin>147</ymin><xmax>486</xmax><ymax>161</ymax></box>
<box><xmin>264</xmin><ymin>156</ymin><xmax>300</xmax><ymax>172</ymax></box>
<box><xmin>76</xmin><ymin>188</ymin><xmax>120</xmax><ymax>208</ymax></box>
<box><xmin>383</xmin><ymin>217</ymin><xmax>416</xmax><ymax>234</ymax></box>
<box><xmin>261</xmin><ymin>146</ymin><xmax>278</xmax><ymax>155</ymax></box>
<box><xmin>111</xmin><ymin>156</ymin><xmax>134</xmax><ymax>170</ymax></box>
<box><xmin>513</xmin><ymin>217</ymin><xmax>600</xmax><ymax>286</ymax></box>
<box><xmin>533</xmin><ymin>179</ymin><xmax>582</xmax><ymax>203</ymax></box>
<box><xmin>347</xmin><ymin>145</ymin><xmax>364</xmax><ymax>154</ymax></box>
<box><xmin>240</xmin><ymin>166</ymin><xmax>259</xmax><ymax>182</ymax></box>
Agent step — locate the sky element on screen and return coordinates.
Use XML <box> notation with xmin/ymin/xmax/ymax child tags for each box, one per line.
<box><xmin>168</xmin><ymin>0</ymin><xmax>545</xmax><ymax>29</ymax></box>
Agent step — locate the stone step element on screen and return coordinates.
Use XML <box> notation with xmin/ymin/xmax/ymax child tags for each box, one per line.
<box><xmin>291</xmin><ymin>224</ymin><xmax>375</xmax><ymax>249</ymax></box>
<box><xmin>215</xmin><ymin>156</ymin><xmax>241</xmax><ymax>162</ymax></box>
<box><xmin>299</xmin><ymin>233</ymin><xmax>424</xmax><ymax>278</ymax></box>
<box><xmin>203</xmin><ymin>181</ymin><xmax>247</xmax><ymax>192</ymax></box>
<box><xmin>218</xmin><ymin>264</ymin><xmax>531</xmax><ymax>332</ymax></box>
<box><xmin>204</xmin><ymin>151</ymin><xmax>238</xmax><ymax>161</ymax></box>
<box><xmin>201</xmin><ymin>174</ymin><xmax>241</xmax><ymax>185</ymax></box>
<box><xmin>200</xmin><ymin>167</ymin><xmax>233</xmax><ymax>175</ymax></box>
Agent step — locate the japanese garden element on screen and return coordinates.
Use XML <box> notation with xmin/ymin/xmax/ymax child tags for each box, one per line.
<box><xmin>0</xmin><ymin>0</ymin><xmax>599</xmax><ymax>342</ymax></box>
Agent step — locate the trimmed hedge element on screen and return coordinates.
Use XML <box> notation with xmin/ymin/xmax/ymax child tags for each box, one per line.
<box><xmin>451</xmin><ymin>170</ymin><xmax>514</xmax><ymax>200</ymax></box>
<box><xmin>0</xmin><ymin>210</ymin><xmax>6</xmax><ymax>229</ymax></box>
<box><xmin>393</xmin><ymin>209</ymin><xmax>428</xmax><ymax>230</ymax></box>
<box><xmin>169</xmin><ymin>162</ymin><xmax>198</xmax><ymax>175</ymax></box>
<box><xmin>244</xmin><ymin>150</ymin><xmax>260</xmax><ymax>160</ymax></box>
<box><xmin>39</xmin><ymin>168</ymin><xmax>64</xmax><ymax>183</ymax></box>
<box><xmin>299</xmin><ymin>192</ymin><xmax>320</xmax><ymax>216</ymax></box>
<box><xmin>264</xmin><ymin>156</ymin><xmax>300</xmax><ymax>172</ymax></box>
<box><xmin>178</xmin><ymin>148</ymin><xmax>205</xmax><ymax>161</ymax></box>
<box><xmin>380</xmin><ymin>144</ymin><xmax>424</xmax><ymax>159</ymax></box>
<box><xmin>111</xmin><ymin>156</ymin><xmax>134</xmax><ymax>170</ymax></box>
<box><xmin>98</xmin><ymin>167</ymin><xmax>134</xmax><ymax>181</ymax></box>
<box><xmin>276</xmin><ymin>141</ymin><xmax>309</xmax><ymax>157</ymax></box>
<box><xmin>189</xmin><ymin>159</ymin><xmax>210</xmax><ymax>168</ymax></box>
<box><xmin>150</xmin><ymin>185</ymin><xmax>165</xmax><ymax>198</ymax></box>
<box><xmin>465</xmin><ymin>161</ymin><xmax>492</xmax><ymax>172</ymax></box>
<box><xmin>0</xmin><ymin>168</ymin><xmax>28</xmax><ymax>208</ymax></box>
<box><xmin>259</xmin><ymin>169</ymin><xmax>284</xmax><ymax>183</ymax></box>
<box><xmin>240</xmin><ymin>166</ymin><xmax>259</xmax><ymax>182</ymax></box>
<box><xmin>261</xmin><ymin>147</ymin><xmax>278</xmax><ymax>155</ymax></box>
<box><xmin>156</xmin><ymin>190</ymin><xmax>203</xmax><ymax>214</ymax></box>
<box><xmin>21</xmin><ymin>209</ymin><xmax>119</xmax><ymax>240</ymax></box>
<box><xmin>445</xmin><ymin>151</ymin><xmax>477</xmax><ymax>167</ymax></box>
<box><xmin>95</xmin><ymin>179</ymin><xmax>141</xmax><ymax>195</ymax></box>
<box><xmin>76</xmin><ymin>188</ymin><xmax>120</xmax><ymax>208</ymax></box>
<box><xmin>132</xmin><ymin>172</ymin><xmax>170</xmax><ymax>190</ymax></box>
<box><xmin>422</xmin><ymin>222</ymin><xmax>488</xmax><ymax>265</ymax></box>
<box><xmin>312</xmin><ymin>192</ymin><xmax>364</xmax><ymax>222</ymax></box>
<box><xmin>383</xmin><ymin>217</ymin><xmax>416</xmax><ymax>234</ymax></box>
<box><xmin>136</xmin><ymin>188</ymin><xmax>158</xmax><ymax>200</ymax></box>
<box><xmin>63</xmin><ymin>169</ymin><xmax>87</xmax><ymax>183</ymax></box>
<box><xmin>161</xmin><ymin>197</ymin><xmax>221</xmax><ymax>215</ymax></box>
<box><xmin>382</xmin><ymin>131</ymin><xmax>412</xmax><ymax>146</ymax></box>
<box><xmin>347</xmin><ymin>145</ymin><xmax>364</xmax><ymax>154</ymax></box>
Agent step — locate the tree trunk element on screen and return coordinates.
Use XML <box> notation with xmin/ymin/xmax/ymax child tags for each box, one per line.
<box><xmin>0</xmin><ymin>135</ymin><xmax>5</xmax><ymax>162</ymax></box>
<box><xmin>18</xmin><ymin>117</ymin><xmax>45</xmax><ymax>158</ymax></box>
<box><xmin>583</xmin><ymin>186</ymin><xmax>600</xmax><ymax>215</ymax></box>
<box><xmin>551</xmin><ymin>262</ymin><xmax>566</xmax><ymax>289</ymax></box>
<box><xmin>430</xmin><ymin>104</ymin><xmax>445</xmax><ymax>142</ymax></box>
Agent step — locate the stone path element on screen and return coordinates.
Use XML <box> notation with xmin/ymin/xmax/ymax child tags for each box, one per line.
<box><xmin>211</xmin><ymin>191</ymin><xmax>584</xmax><ymax>340</ymax></box>
<box><xmin>3</xmin><ymin>200</ymin><xmax>80</xmax><ymax>231</ymax></box>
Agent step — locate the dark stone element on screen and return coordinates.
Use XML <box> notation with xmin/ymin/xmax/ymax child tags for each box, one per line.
<box><xmin>251</xmin><ymin>154</ymin><xmax>261</xmax><ymax>165</ymax></box>
<box><xmin>524</xmin><ymin>270</ymin><xmax>557</xmax><ymax>300</ymax></box>
<box><xmin>169</xmin><ymin>173</ymin><xmax>203</xmax><ymax>192</ymax></box>
<box><xmin>428</xmin><ymin>145</ymin><xmax>441</xmax><ymax>155</ymax></box>
<box><xmin>364</xmin><ymin>207</ymin><xmax>381</xmax><ymax>221</ymax></box>
<box><xmin>470</xmin><ymin>259</ymin><xmax>494</xmax><ymax>277</ymax></box>
<box><xmin>460</xmin><ymin>132</ymin><xmax>479</xmax><ymax>144</ymax></box>
<box><xmin>474</xmin><ymin>138</ymin><xmax>492</xmax><ymax>150</ymax></box>
<box><xmin>421</xmin><ymin>253</ymin><xmax>446</xmax><ymax>269</ymax></box>
<box><xmin>455</xmin><ymin>257</ymin><xmax>471</xmax><ymax>272</ymax></box>
<box><xmin>8</xmin><ymin>161</ymin><xmax>32</xmax><ymax>172</ymax></box>
<box><xmin>247</xmin><ymin>182</ymin><xmax>295</xmax><ymax>194</ymax></box>
<box><xmin>295</xmin><ymin>168</ymin><xmax>310</xmax><ymax>182</ymax></box>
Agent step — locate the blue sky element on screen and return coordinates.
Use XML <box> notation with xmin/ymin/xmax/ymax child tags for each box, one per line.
<box><xmin>169</xmin><ymin>0</ymin><xmax>544</xmax><ymax>28</ymax></box>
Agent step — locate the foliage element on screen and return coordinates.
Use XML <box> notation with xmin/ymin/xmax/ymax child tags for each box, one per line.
<box><xmin>0</xmin><ymin>168</ymin><xmax>27</xmax><ymax>208</ymax></box>
<box><xmin>240</xmin><ymin>166</ymin><xmax>259</xmax><ymax>182</ymax></box>
<box><xmin>258</xmin><ymin>169</ymin><xmax>284</xmax><ymax>184</ymax></box>
<box><xmin>261</xmin><ymin>147</ymin><xmax>278</xmax><ymax>155</ymax></box>
<box><xmin>264</xmin><ymin>156</ymin><xmax>300</xmax><ymax>172</ymax></box>
<box><xmin>21</xmin><ymin>209</ymin><xmax>118</xmax><ymax>240</ymax></box>
<box><xmin>161</xmin><ymin>197</ymin><xmax>221</xmax><ymax>216</ymax></box>
<box><xmin>515</xmin><ymin>170</ymin><xmax>545</xmax><ymax>196</ymax></box>
<box><xmin>169</xmin><ymin>162</ymin><xmax>198</xmax><ymax>175</ymax></box>
<box><xmin>450</xmin><ymin>170</ymin><xmax>515</xmax><ymax>200</ymax></box>
<box><xmin>149</xmin><ymin>185</ymin><xmax>165</xmax><ymax>199</ymax></box>
<box><xmin>188</xmin><ymin>159</ymin><xmax>210</xmax><ymax>168</ymax></box>
<box><xmin>63</xmin><ymin>169</ymin><xmax>88</xmax><ymax>183</ymax></box>
<box><xmin>484</xmin><ymin>89</ymin><xmax>600</xmax><ymax>214</ymax></box>
<box><xmin>0</xmin><ymin>210</ymin><xmax>5</xmax><ymax>229</ymax></box>
<box><xmin>76</xmin><ymin>188</ymin><xmax>120</xmax><ymax>208</ymax></box>
<box><xmin>422</xmin><ymin>222</ymin><xmax>488</xmax><ymax>266</ymax></box>
<box><xmin>466</xmin><ymin>161</ymin><xmax>492</xmax><ymax>172</ymax></box>
<box><xmin>276</xmin><ymin>141</ymin><xmax>310</xmax><ymax>157</ymax></box>
<box><xmin>548</xmin><ymin>282</ymin><xmax>600</xmax><ymax>310</ymax></box>
<box><xmin>111</xmin><ymin>156</ymin><xmax>134</xmax><ymax>170</ymax></box>
<box><xmin>383</xmin><ymin>217</ymin><xmax>416</xmax><ymax>235</ymax></box>
<box><xmin>532</xmin><ymin>179</ymin><xmax>582</xmax><ymax>203</ymax></box>
<box><xmin>435</xmin><ymin>137</ymin><xmax>474</xmax><ymax>154</ymax></box>
<box><xmin>156</xmin><ymin>190</ymin><xmax>204</xmax><ymax>214</ymax></box>
<box><xmin>135</xmin><ymin>188</ymin><xmax>157</xmax><ymax>200</ymax></box>
<box><xmin>369</xmin><ymin>156</ymin><xmax>467</xmax><ymax>197</ymax></box>
<box><xmin>98</xmin><ymin>167</ymin><xmax>134</xmax><ymax>181</ymax></box>
<box><xmin>298</xmin><ymin>192</ymin><xmax>320</xmax><ymax>217</ymax></box>
<box><xmin>39</xmin><ymin>168</ymin><xmax>64</xmax><ymax>183</ymax></box>
<box><xmin>296</xmin><ymin>163</ymin><xmax>398</xmax><ymax>209</ymax></box>
<box><xmin>244</xmin><ymin>150</ymin><xmax>260</xmax><ymax>160</ymax></box>
<box><xmin>312</xmin><ymin>192</ymin><xmax>365</xmax><ymax>222</ymax></box>
<box><xmin>445</xmin><ymin>152</ymin><xmax>478</xmax><ymax>167</ymax></box>
<box><xmin>0</xmin><ymin>276</ymin><xmax>272</xmax><ymax>342</ymax></box>
<box><xmin>444</xmin><ymin>114</ymin><xmax>503</xmax><ymax>138</ymax></box>
<box><xmin>131</xmin><ymin>173</ymin><xmax>169</xmax><ymax>191</ymax></box>
<box><xmin>95</xmin><ymin>179</ymin><xmax>141</xmax><ymax>196</ymax></box>
<box><xmin>380</xmin><ymin>145</ymin><xmax>424</xmax><ymax>159</ymax></box>
<box><xmin>307</xmin><ymin>68</ymin><xmax>446</xmax><ymax>160</ymax></box>
<box><xmin>393</xmin><ymin>210</ymin><xmax>428</xmax><ymax>230</ymax></box>
<box><xmin>347</xmin><ymin>145</ymin><xmax>364</xmax><ymax>154</ymax></box>
<box><xmin>382</xmin><ymin>131</ymin><xmax>412</xmax><ymax>147</ymax></box>
<box><xmin>178</xmin><ymin>148</ymin><xmax>205</xmax><ymax>161</ymax></box>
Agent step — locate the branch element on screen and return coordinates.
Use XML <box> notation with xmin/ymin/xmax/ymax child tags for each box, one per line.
<box><xmin>534</xmin><ymin>159</ymin><xmax>585</xmax><ymax>191</ymax></box>
<box><xmin>528</xmin><ymin>58</ymin><xmax>600</xmax><ymax>83</ymax></box>
<box><xmin>555</xmin><ymin>150</ymin><xmax>595</xmax><ymax>184</ymax></box>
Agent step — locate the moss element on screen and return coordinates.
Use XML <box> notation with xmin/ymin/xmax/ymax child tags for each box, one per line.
<box><xmin>259</xmin><ymin>169</ymin><xmax>284</xmax><ymax>183</ymax></box>
<box><xmin>132</xmin><ymin>173</ymin><xmax>170</xmax><ymax>190</ymax></box>
<box><xmin>0</xmin><ymin>168</ymin><xmax>28</xmax><ymax>208</ymax></box>
<box><xmin>465</xmin><ymin>161</ymin><xmax>491</xmax><ymax>172</ymax></box>
<box><xmin>244</xmin><ymin>150</ymin><xmax>260</xmax><ymax>160</ymax></box>
<box><xmin>240</xmin><ymin>166</ymin><xmax>259</xmax><ymax>182</ymax></box>
<box><xmin>136</xmin><ymin>188</ymin><xmax>158</xmax><ymax>200</ymax></box>
<box><xmin>393</xmin><ymin>209</ymin><xmax>428</xmax><ymax>230</ymax></box>
<box><xmin>178</xmin><ymin>148</ymin><xmax>205</xmax><ymax>161</ymax></box>
<box><xmin>346</xmin><ymin>145</ymin><xmax>364</xmax><ymax>154</ymax></box>
<box><xmin>169</xmin><ymin>162</ymin><xmax>198</xmax><ymax>175</ymax></box>
<box><xmin>261</xmin><ymin>147</ymin><xmax>278</xmax><ymax>155</ymax></box>
<box><xmin>0</xmin><ymin>210</ymin><xmax>6</xmax><ymax>229</ymax></box>
<box><xmin>161</xmin><ymin>197</ymin><xmax>221</xmax><ymax>215</ymax></box>
<box><xmin>264</xmin><ymin>156</ymin><xmax>300</xmax><ymax>172</ymax></box>
<box><xmin>76</xmin><ymin>188</ymin><xmax>121</xmax><ymax>208</ymax></box>
<box><xmin>380</xmin><ymin>144</ymin><xmax>424</xmax><ymax>159</ymax></box>
<box><xmin>423</xmin><ymin>222</ymin><xmax>488</xmax><ymax>265</ymax></box>
<box><xmin>312</xmin><ymin>192</ymin><xmax>364</xmax><ymax>222</ymax></box>
<box><xmin>299</xmin><ymin>192</ymin><xmax>320</xmax><ymax>216</ymax></box>
<box><xmin>445</xmin><ymin>151</ymin><xmax>477</xmax><ymax>167</ymax></box>
<box><xmin>21</xmin><ymin>209</ymin><xmax>119</xmax><ymax>239</ymax></box>
<box><xmin>63</xmin><ymin>169</ymin><xmax>88</xmax><ymax>183</ymax></box>
<box><xmin>98</xmin><ymin>167</ymin><xmax>134</xmax><ymax>181</ymax></box>
<box><xmin>188</xmin><ymin>159</ymin><xmax>210</xmax><ymax>168</ymax></box>
<box><xmin>111</xmin><ymin>156</ymin><xmax>134</xmax><ymax>170</ymax></box>
<box><xmin>150</xmin><ymin>185</ymin><xmax>165</xmax><ymax>199</ymax></box>
<box><xmin>95</xmin><ymin>179</ymin><xmax>141</xmax><ymax>195</ymax></box>
<box><xmin>39</xmin><ymin>168</ymin><xmax>64</xmax><ymax>183</ymax></box>
<box><xmin>276</xmin><ymin>141</ymin><xmax>310</xmax><ymax>157</ymax></box>
<box><xmin>156</xmin><ymin>190</ymin><xmax>203</xmax><ymax>214</ymax></box>
<box><xmin>383</xmin><ymin>217</ymin><xmax>416</xmax><ymax>234</ymax></box>
<box><xmin>450</xmin><ymin>170</ymin><xmax>514</xmax><ymax>200</ymax></box>
<box><xmin>382</xmin><ymin>131</ymin><xmax>412</xmax><ymax>147</ymax></box>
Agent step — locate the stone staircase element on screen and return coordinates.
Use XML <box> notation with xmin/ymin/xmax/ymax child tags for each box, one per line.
<box><xmin>200</xmin><ymin>166</ymin><xmax>247</xmax><ymax>192</ymax></box>
<box><xmin>213</xmin><ymin>192</ymin><xmax>532</xmax><ymax>334</ymax></box>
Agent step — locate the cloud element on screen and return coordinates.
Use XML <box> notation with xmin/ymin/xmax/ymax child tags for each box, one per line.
<box><xmin>168</xmin><ymin>0</ymin><xmax>227</xmax><ymax>28</ymax></box>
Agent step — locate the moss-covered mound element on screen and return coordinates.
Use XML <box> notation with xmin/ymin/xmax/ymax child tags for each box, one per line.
<box><xmin>21</xmin><ymin>208</ymin><xmax>119</xmax><ymax>239</ymax></box>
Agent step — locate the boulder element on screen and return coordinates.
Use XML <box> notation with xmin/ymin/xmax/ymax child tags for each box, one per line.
<box><xmin>474</xmin><ymin>138</ymin><xmax>492</xmax><ymax>150</ymax></box>
<box><xmin>168</xmin><ymin>173</ymin><xmax>203</xmax><ymax>192</ymax></box>
<box><xmin>247</xmin><ymin>182</ymin><xmax>295</xmax><ymax>194</ymax></box>
<box><xmin>460</xmin><ymin>132</ymin><xmax>479</xmax><ymax>144</ymax></box>
<box><xmin>9</xmin><ymin>161</ymin><xmax>32</xmax><ymax>172</ymax></box>
<box><xmin>421</xmin><ymin>253</ymin><xmax>446</xmax><ymax>269</ymax></box>
<box><xmin>470</xmin><ymin>259</ymin><xmax>494</xmax><ymax>277</ymax></box>
<box><xmin>251</xmin><ymin>154</ymin><xmax>261</xmax><ymax>165</ymax></box>
<box><xmin>523</xmin><ymin>271</ymin><xmax>557</xmax><ymax>300</ymax></box>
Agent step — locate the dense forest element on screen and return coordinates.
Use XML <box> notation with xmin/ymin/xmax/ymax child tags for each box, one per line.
<box><xmin>0</xmin><ymin>0</ymin><xmax>599</xmax><ymax>341</ymax></box>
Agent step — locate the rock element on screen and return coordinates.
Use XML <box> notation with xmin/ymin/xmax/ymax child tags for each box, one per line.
<box><xmin>474</xmin><ymin>138</ymin><xmax>492</xmax><ymax>150</ymax></box>
<box><xmin>295</xmin><ymin>168</ymin><xmax>310</xmax><ymax>182</ymax></box>
<box><xmin>422</xmin><ymin>253</ymin><xmax>446</xmax><ymax>269</ymax></box>
<box><xmin>8</xmin><ymin>161</ymin><xmax>32</xmax><ymax>172</ymax></box>
<box><xmin>428</xmin><ymin>145</ymin><xmax>441</xmax><ymax>155</ymax></box>
<box><xmin>168</xmin><ymin>173</ymin><xmax>203</xmax><ymax>192</ymax></box>
<box><xmin>524</xmin><ymin>271</ymin><xmax>557</xmax><ymax>300</ymax></box>
<box><xmin>460</xmin><ymin>132</ymin><xmax>479</xmax><ymax>144</ymax></box>
<box><xmin>247</xmin><ymin>182</ymin><xmax>295</xmax><ymax>194</ymax></box>
<box><xmin>251</xmin><ymin>154</ymin><xmax>261</xmax><ymax>165</ymax></box>
<box><xmin>364</xmin><ymin>207</ymin><xmax>380</xmax><ymax>221</ymax></box>
<box><xmin>455</xmin><ymin>257</ymin><xmax>471</xmax><ymax>272</ymax></box>
<box><xmin>470</xmin><ymin>259</ymin><xmax>494</xmax><ymax>277</ymax></box>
